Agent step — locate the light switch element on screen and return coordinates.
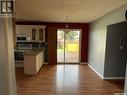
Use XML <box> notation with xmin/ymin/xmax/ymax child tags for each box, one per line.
<box><xmin>120</xmin><ymin>45</ymin><xmax>124</xmax><ymax>49</ymax></box>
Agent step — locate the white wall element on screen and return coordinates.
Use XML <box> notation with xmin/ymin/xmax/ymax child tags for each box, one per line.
<box><xmin>88</xmin><ymin>3</ymin><xmax>127</xmax><ymax>77</ymax></box>
<box><xmin>0</xmin><ymin>18</ymin><xmax>16</xmax><ymax>95</ymax></box>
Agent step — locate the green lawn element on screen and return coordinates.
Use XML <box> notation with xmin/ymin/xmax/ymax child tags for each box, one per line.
<box><xmin>57</xmin><ymin>42</ymin><xmax>79</xmax><ymax>53</ymax></box>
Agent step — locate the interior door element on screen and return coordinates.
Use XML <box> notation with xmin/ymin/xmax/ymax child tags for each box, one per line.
<box><xmin>105</xmin><ymin>22</ymin><xmax>127</xmax><ymax>77</ymax></box>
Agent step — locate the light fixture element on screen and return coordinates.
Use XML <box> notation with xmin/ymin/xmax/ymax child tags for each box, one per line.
<box><xmin>65</xmin><ymin>16</ymin><xmax>69</xmax><ymax>28</ymax></box>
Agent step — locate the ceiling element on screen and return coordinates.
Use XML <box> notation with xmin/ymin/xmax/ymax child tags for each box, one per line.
<box><xmin>15</xmin><ymin>0</ymin><xmax>127</xmax><ymax>23</ymax></box>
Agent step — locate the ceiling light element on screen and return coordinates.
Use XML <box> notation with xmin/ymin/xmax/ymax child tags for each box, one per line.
<box><xmin>65</xmin><ymin>16</ymin><xmax>69</xmax><ymax>28</ymax></box>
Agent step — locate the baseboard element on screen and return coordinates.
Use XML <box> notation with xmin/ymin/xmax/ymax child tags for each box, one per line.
<box><xmin>88</xmin><ymin>64</ymin><xmax>125</xmax><ymax>80</ymax></box>
<box><xmin>44</xmin><ymin>62</ymin><xmax>48</xmax><ymax>64</ymax></box>
<box><xmin>15</xmin><ymin>62</ymin><xmax>48</xmax><ymax>67</ymax></box>
<box><xmin>103</xmin><ymin>77</ymin><xmax>125</xmax><ymax>80</ymax></box>
<box><xmin>80</xmin><ymin>62</ymin><xmax>88</xmax><ymax>64</ymax></box>
<box><xmin>15</xmin><ymin>64</ymin><xmax>24</xmax><ymax>67</ymax></box>
<box><xmin>15</xmin><ymin>61</ymin><xmax>24</xmax><ymax>67</ymax></box>
<box><xmin>88</xmin><ymin>64</ymin><xmax>104</xmax><ymax>79</ymax></box>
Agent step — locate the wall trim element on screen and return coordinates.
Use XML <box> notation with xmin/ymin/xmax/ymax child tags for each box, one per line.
<box><xmin>103</xmin><ymin>77</ymin><xmax>125</xmax><ymax>80</ymax></box>
<box><xmin>88</xmin><ymin>64</ymin><xmax>125</xmax><ymax>80</ymax></box>
<box><xmin>80</xmin><ymin>62</ymin><xmax>88</xmax><ymax>64</ymax></box>
<box><xmin>44</xmin><ymin>62</ymin><xmax>48</xmax><ymax>64</ymax></box>
<box><xmin>15</xmin><ymin>62</ymin><xmax>48</xmax><ymax>67</ymax></box>
<box><xmin>15</xmin><ymin>61</ymin><xmax>24</xmax><ymax>67</ymax></box>
<box><xmin>88</xmin><ymin>64</ymin><xmax>104</xmax><ymax>79</ymax></box>
<box><xmin>15</xmin><ymin>64</ymin><xmax>24</xmax><ymax>67</ymax></box>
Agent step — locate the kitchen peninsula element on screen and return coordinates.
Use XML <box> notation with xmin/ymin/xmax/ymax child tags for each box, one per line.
<box><xmin>24</xmin><ymin>49</ymin><xmax>44</xmax><ymax>75</ymax></box>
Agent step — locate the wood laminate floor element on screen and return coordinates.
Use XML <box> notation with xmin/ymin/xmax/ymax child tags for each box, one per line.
<box><xmin>16</xmin><ymin>64</ymin><xmax>124</xmax><ymax>95</ymax></box>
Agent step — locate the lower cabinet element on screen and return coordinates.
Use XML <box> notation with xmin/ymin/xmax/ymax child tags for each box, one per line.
<box><xmin>36</xmin><ymin>52</ymin><xmax>44</xmax><ymax>72</ymax></box>
<box><xmin>24</xmin><ymin>51</ymin><xmax>44</xmax><ymax>75</ymax></box>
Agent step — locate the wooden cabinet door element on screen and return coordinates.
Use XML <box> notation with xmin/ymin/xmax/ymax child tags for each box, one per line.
<box><xmin>32</xmin><ymin>28</ymin><xmax>37</xmax><ymax>41</ymax></box>
<box><xmin>16</xmin><ymin>25</ymin><xmax>46</xmax><ymax>42</ymax></box>
<box><xmin>16</xmin><ymin>25</ymin><xmax>35</xmax><ymax>40</ymax></box>
<box><xmin>39</xmin><ymin>29</ymin><xmax>43</xmax><ymax>41</ymax></box>
<box><xmin>38</xmin><ymin>25</ymin><xmax>46</xmax><ymax>42</ymax></box>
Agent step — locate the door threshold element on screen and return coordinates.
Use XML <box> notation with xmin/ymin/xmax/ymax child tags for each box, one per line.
<box><xmin>57</xmin><ymin>62</ymin><xmax>80</xmax><ymax>64</ymax></box>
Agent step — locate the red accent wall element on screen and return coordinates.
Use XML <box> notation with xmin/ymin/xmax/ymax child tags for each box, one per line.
<box><xmin>47</xmin><ymin>27</ymin><xmax>57</xmax><ymax>65</ymax></box>
<box><xmin>16</xmin><ymin>22</ymin><xmax>89</xmax><ymax>63</ymax></box>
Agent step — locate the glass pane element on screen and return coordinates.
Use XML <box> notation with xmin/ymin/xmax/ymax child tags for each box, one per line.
<box><xmin>65</xmin><ymin>30</ymin><xmax>80</xmax><ymax>63</ymax></box>
<box><xmin>57</xmin><ymin>30</ymin><xmax>65</xmax><ymax>63</ymax></box>
<box><xmin>32</xmin><ymin>29</ymin><xmax>36</xmax><ymax>41</ymax></box>
<box><xmin>39</xmin><ymin>29</ymin><xmax>43</xmax><ymax>41</ymax></box>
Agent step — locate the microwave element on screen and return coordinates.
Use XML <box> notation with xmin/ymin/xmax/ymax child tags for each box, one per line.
<box><xmin>17</xmin><ymin>37</ymin><xmax>27</xmax><ymax>41</ymax></box>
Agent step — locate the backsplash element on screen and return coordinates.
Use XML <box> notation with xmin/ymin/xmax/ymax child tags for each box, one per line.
<box><xmin>16</xmin><ymin>42</ymin><xmax>47</xmax><ymax>48</ymax></box>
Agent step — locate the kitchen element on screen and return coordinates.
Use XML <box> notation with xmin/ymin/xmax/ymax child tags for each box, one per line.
<box><xmin>14</xmin><ymin>24</ymin><xmax>47</xmax><ymax>75</ymax></box>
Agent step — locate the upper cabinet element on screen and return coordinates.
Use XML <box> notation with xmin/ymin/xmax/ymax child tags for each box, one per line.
<box><xmin>16</xmin><ymin>25</ymin><xmax>46</xmax><ymax>42</ymax></box>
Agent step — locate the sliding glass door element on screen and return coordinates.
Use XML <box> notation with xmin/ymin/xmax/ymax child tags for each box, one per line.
<box><xmin>57</xmin><ymin>29</ymin><xmax>81</xmax><ymax>63</ymax></box>
<box><xmin>57</xmin><ymin>30</ymin><xmax>65</xmax><ymax>63</ymax></box>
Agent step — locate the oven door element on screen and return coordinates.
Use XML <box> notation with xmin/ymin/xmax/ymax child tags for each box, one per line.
<box><xmin>15</xmin><ymin>51</ymin><xmax>24</xmax><ymax>61</ymax></box>
<box><xmin>14</xmin><ymin>50</ymin><xmax>28</xmax><ymax>61</ymax></box>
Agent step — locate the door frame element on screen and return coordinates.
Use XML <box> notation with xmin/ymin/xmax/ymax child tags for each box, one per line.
<box><xmin>57</xmin><ymin>29</ymin><xmax>82</xmax><ymax>64</ymax></box>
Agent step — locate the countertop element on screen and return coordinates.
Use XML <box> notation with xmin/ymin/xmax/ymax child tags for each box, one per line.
<box><xmin>24</xmin><ymin>49</ymin><xmax>44</xmax><ymax>56</ymax></box>
<box><xmin>15</xmin><ymin>47</ymin><xmax>45</xmax><ymax>55</ymax></box>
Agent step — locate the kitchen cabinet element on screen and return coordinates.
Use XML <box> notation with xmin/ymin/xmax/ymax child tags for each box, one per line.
<box><xmin>31</xmin><ymin>25</ymin><xmax>46</xmax><ymax>42</ymax></box>
<box><xmin>16</xmin><ymin>25</ymin><xmax>34</xmax><ymax>38</ymax></box>
<box><xmin>37</xmin><ymin>25</ymin><xmax>46</xmax><ymax>42</ymax></box>
<box><xmin>32</xmin><ymin>28</ymin><xmax>37</xmax><ymax>41</ymax></box>
<box><xmin>39</xmin><ymin>29</ymin><xmax>44</xmax><ymax>41</ymax></box>
<box><xmin>16</xmin><ymin>25</ymin><xmax>46</xmax><ymax>42</ymax></box>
